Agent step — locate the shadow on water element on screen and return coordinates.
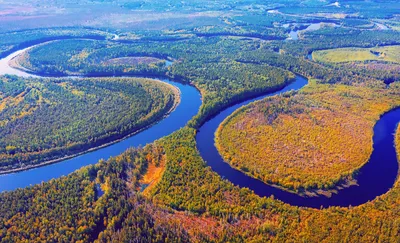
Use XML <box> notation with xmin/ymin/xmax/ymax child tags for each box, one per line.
<box><xmin>196</xmin><ymin>75</ymin><xmax>400</xmax><ymax>208</ymax></box>
<box><xmin>1</xmin><ymin>40</ymin><xmax>399</xmax><ymax>209</ymax></box>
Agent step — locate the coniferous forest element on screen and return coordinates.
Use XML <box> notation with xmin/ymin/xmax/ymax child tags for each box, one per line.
<box><xmin>0</xmin><ymin>0</ymin><xmax>399</xmax><ymax>242</ymax></box>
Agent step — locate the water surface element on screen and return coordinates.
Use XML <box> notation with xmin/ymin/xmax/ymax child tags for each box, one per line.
<box><xmin>196</xmin><ymin>75</ymin><xmax>400</xmax><ymax>208</ymax></box>
<box><xmin>0</xmin><ymin>43</ymin><xmax>201</xmax><ymax>192</ymax></box>
<box><xmin>1</xmin><ymin>40</ymin><xmax>399</xmax><ymax>210</ymax></box>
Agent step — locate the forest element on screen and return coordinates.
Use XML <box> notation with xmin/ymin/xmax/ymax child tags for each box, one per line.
<box><xmin>0</xmin><ymin>146</ymin><xmax>189</xmax><ymax>242</ymax></box>
<box><xmin>1</xmin><ymin>125</ymin><xmax>399</xmax><ymax>242</ymax></box>
<box><xmin>280</xmin><ymin>29</ymin><xmax>400</xmax><ymax>57</ymax></box>
<box><xmin>311</xmin><ymin>46</ymin><xmax>400</xmax><ymax>84</ymax></box>
<box><xmin>216</xmin><ymin>81</ymin><xmax>400</xmax><ymax>192</ymax></box>
<box><xmin>0</xmin><ymin>28</ymin><xmax>111</xmax><ymax>59</ymax></box>
<box><xmin>0</xmin><ymin>76</ymin><xmax>177</xmax><ymax>172</ymax></box>
<box><xmin>0</xmin><ymin>0</ymin><xmax>400</xmax><ymax>242</ymax></box>
<box><xmin>18</xmin><ymin>38</ymin><xmax>296</xmax><ymax>128</ymax></box>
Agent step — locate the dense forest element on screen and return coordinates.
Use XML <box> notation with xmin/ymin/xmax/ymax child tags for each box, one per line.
<box><xmin>0</xmin><ymin>76</ymin><xmax>177</xmax><ymax>172</ymax></box>
<box><xmin>1</xmin><ymin>124</ymin><xmax>399</xmax><ymax>242</ymax></box>
<box><xmin>0</xmin><ymin>0</ymin><xmax>400</xmax><ymax>242</ymax></box>
<box><xmin>15</xmin><ymin>39</ymin><xmax>170</xmax><ymax>77</ymax></box>
<box><xmin>18</xmin><ymin>38</ymin><xmax>296</xmax><ymax>128</ymax></box>
<box><xmin>0</xmin><ymin>28</ymin><xmax>112</xmax><ymax>58</ymax></box>
<box><xmin>216</xmin><ymin>81</ymin><xmax>400</xmax><ymax>191</ymax></box>
<box><xmin>0</xmin><ymin>146</ymin><xmax>189</xmax><ymax>242</ymax></box>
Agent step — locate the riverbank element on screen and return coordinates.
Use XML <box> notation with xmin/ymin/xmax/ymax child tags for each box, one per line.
<box><xmin>197</xmin><ymin>73</ymin><xmax>400</xmax><ymax>208</ymax></box>
<box><xmin>214</xmin><ymin>82</ymin><xmax>399</xmax><ymax>195</ymax></box>
<box><xmin>0</xmin><ymin>83</ymin><xmax>180</xmax><ymax>175</ymax></box>
<box><xmin>0</xmin><ymin>42</ymin><xmax>182</xmax><ymax>175</ymax></box>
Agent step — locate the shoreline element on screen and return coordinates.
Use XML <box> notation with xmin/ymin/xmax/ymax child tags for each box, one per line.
<box><xmin>0</xmin><ymin>40</ymin><xmax>184</xmax><ymax>176</ymax></box>
<box><xmin>0</xmin><ymin>88</ymin><xmax>180</xmax><ymax>175</ymax></box>
<box><xmin>214</xmin><ymin>103</ymin><xmax>400</xmax><ymax>198</ymax></box>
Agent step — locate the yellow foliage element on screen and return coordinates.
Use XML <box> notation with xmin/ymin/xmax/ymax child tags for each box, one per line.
<box><xmin>216</xmin><ymin>83</ymin><xmax>400</xmax><ymax>191</ymax></box>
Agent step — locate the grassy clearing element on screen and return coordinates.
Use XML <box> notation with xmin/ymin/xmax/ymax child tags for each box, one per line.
<box><xmin>313</xmin><ymin>45</ymin><xmax>400</xmax><ymax>64</ymax></box>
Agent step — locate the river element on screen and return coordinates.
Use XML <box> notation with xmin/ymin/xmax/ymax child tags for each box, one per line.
<box><xmin>1</xmin><ymin>40</ymin><xmax>399</xmax><ymax>209</ymax></box>
<box><xmin>0</xmin><ymin>42</ymin><xmax>201</xmax><ymax>192</ymax></box>
<box><xmin>196</xmin><ymin>75</ymin><xmax>400</xmax><ymax>208</ymax></box>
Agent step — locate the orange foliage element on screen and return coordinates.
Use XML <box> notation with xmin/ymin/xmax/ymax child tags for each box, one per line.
<box><xmin>216</xmin><ymin>82</ymin><xmax>400</xmax><ymax>191</ymax></box>
<box><xmin>140</xmin><ymin>145</ymin><xmax>167</xmax><ymax>196</ymax></box>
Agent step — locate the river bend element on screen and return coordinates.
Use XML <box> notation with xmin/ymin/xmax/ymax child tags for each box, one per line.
<box><xmin>1</xmin><ymin>40</ymin><xmax>399</xmax><ymax>209</ymax></box>
<box><xmin>196</xmin><ymin>75</ymin><xmax>400</xmax><ymax>208</ymax></box>
<box><xmin>0</xmin><ymin>41</ymin><xmax>201</xmax><ymax>192</ymax></box>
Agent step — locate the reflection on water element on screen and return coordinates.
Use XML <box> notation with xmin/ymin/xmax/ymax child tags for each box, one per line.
<box><xmin>197</xmin><ymin>74</ymin><xmax>400</xmax><ymax>208</ymax></box>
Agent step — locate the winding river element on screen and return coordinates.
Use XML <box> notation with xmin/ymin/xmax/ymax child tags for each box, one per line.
<box><xmin>0</xmin><ymin>42</ymin><xmax>202</xmax><ymax>192</ymax></box>
<box><xmin>0</xmin><ymin>40</ymin><xmax>399</xmax><ymax>209</ymax></box>
<box><xmin>197</xmin><ymin>75</ymin><xmax>400</xmax><ymax>208</ymax></box>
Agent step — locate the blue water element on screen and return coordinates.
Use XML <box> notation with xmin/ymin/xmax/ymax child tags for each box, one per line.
<box><xmin>165</xmin><ymin>60</ymin><xmax>173</xmax><ymax>67</ymax></box>
<box><xmin>287</xmin><ymin>30</ymin><xmax>299</xmax><ymax>40</ymax></box>
<box><xmin>95</xmin><ymin>184</ymin><xmax>104</xmax><ymax>198</ymax></box>
<box><xmin>1</xmin><ymin>40</ymin><xmax>399</xmax><ymax>209</ymax></box>
<box><xmin>0</xmin><ymin>79</ymin><xmax>201</xmax><ymax>192</ymax></box>
<box><xmin>286</xmin><ymin>22</ymin><xmax>338</xmax><ymax>41</ymax></box>
<box><xmin>196</xmin><ymin>75</ymin><xmax>400</xmax><ymax>208</ymax></box>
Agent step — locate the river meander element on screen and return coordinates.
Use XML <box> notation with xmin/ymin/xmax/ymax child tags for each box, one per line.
<box><xmin>1</xmin><ymin>41</ymin><xmax>399</xmax><ymax>209</ymax></box>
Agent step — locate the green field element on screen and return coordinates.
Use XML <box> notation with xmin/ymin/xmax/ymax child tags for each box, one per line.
<box><xmin>313</xmin><ymin>45</ymin><xmax>400</xmax><ymax>64</ymax></box>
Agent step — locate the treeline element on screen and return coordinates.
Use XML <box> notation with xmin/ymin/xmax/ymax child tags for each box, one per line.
<box><xmin>20</xmin><ymin>39</ymin><xmax>170</xmax><ymax>77</ymax></box>
<box><xmin>339</xmin><ymin>62</ymin><xmax>399</xmax><ymax>85</ymax></box>
<box><xmin>189</xmin><ymin>25</ymin><xmax>287</xmax><ymax>40</ymax></box>
<box><xmin>279</xmin><ymin>28</ymin><xmax>400</xmax><ymax>57</ymax></box>
<box><xmin>19</xmin><ymin>39</ymin><xmax>108</xmax><ymax>75</ymax></box>
<box><xmin>0</xmin><ymin>28</ymin><xmax>111</xmax><ymax>59</ymax></box>
<box><xmin>311</xmin><ymin>46</ymin><xmax>400</xmax><ymax>84</ymax></box>
<box><xmin>0</xmin><ymin>75</ymin><xmax>176</xmax><ymax>172</ymax></box>
<box><xmin>235</xmin><ymin>47</ymin><xmax>387</xmax><ymax>87</ymax></box>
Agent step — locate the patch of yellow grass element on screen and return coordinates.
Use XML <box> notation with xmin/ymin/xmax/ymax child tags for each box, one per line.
<box><xmin>141</xmin><ymin>163</ymin><xmax>165</xmax><ymax>185</ymax></box>
<box><xmin>71</xmin><ymin>89</ymin><xmax>85</xmax><ymax>97</ymax></box>
<box><xmin>140</xmin><ymin>150</ymin><xmax>166</xmax><ymax>196</ymax></box>
<box><xmin>0</xmin><ymin>97</ymin><xmax>10</xmax><ymax>113</ymax></box>
<box><xmin>69</xmin><ymin>49</ymin><xmax>90</xmax><ymax>62</ymax></box>
<box><xmin>313</xmin><ymin>45</ymin><xmax>400</xmax><ymax>64</ymax></box>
